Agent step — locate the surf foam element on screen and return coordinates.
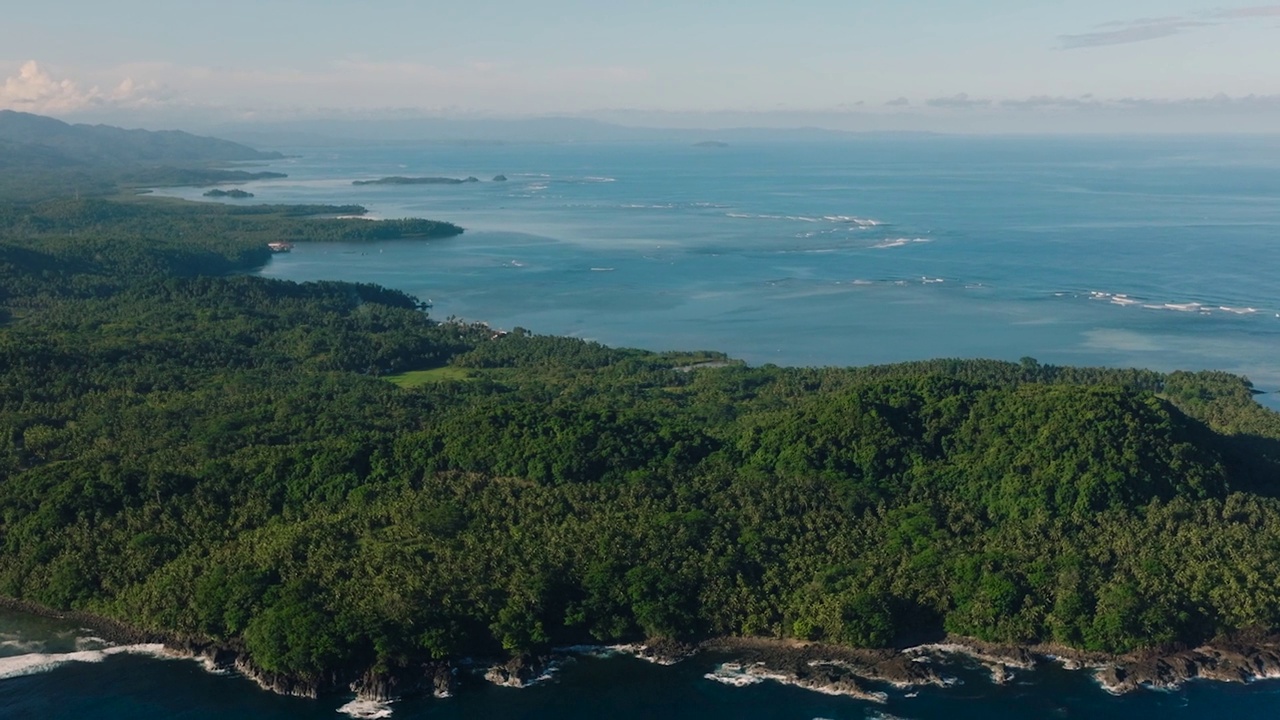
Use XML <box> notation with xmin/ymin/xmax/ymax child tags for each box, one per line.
<box><xmin>0</xmin><ymin>643</ymin><xmax>168</xmax><ymax>681</ymax></box>
<box><xmin>338</xmin><ymin>698</ymin><xmax>394</xmax><ymax>719</ymax></box>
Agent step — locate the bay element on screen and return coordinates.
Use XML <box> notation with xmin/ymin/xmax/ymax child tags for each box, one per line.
<box><xmin>155</xmin><ymin>136</ymin><xmax>1280</xmax><ymax>408</ymax></box>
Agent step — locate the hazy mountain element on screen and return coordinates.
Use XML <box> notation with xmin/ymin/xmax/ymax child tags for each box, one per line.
<box><xmin>0</xmin><ymin>110</ymin><xmax>283</xmax><ymax>166</ymax></box>
<box><xmin>207</xmin><ymin>115</ymin><xmax>921</xmax><ymax>146</ymax></box>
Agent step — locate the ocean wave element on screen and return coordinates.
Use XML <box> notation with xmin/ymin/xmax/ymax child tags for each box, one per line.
<box><xmin>0</xmin><ymin>636</ymin><xmax>46</xmax><ymax>655</ymax></box>
<box><xmin>1086</xmin><ymin>292</ymin><xmax>1270</xmax><ymax>317</ymax></box>
<box><xmin>871</xmin><ymin>238</ymin><xmax>932</xmax><ymax>249</ymax></box>
<box><xmin>823</xmin><ymin>215</ymin><xmax>883</xmax><ymax>227</ymax></box>
<box><xmin>704</xmin><ymin>661</ymin><xmax>889</xmax><ymax>702</ymax></box>
<box><xmin>621</xmin><ymin>202</ymin><xmax>731</xmax><ymax>210</ymax></box>
<box><xmin>704</xmin><ymin>663</ymin><xmax>767</xmax><ymax>687</ymax></box>
<box><xmin>554</xmin><ymin>643</ymin><xmax>684</xmax><ymax>665</ymax></box>
<box><xmin>0</xmin><ymin>643</ymin><xmax>169</xmax><ymax>681</ymax></box>
<box><xmin>338</xmin><ymin>698</ymin><xmax>394</xmax><ymax>719</ymax></box>
<box><xmin>74</xmin><ymin>635</ymin><xmax>110</xmax><ymax>651</ymax></box>
<box><xmin>727</xmin><ymin>212</ymin><xmax>884</xmax><ymax>227</ymax></box>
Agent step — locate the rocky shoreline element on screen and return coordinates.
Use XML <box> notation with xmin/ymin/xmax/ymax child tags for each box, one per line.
<box><xmin>7</xmin><ymin>597</ymin><xmax>1280</xmax><ymax>707</ymax></box>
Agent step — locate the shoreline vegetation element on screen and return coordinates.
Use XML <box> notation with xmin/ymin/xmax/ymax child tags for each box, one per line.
<box><xmin>6</xmin><ymin>594</ymin><xmax>1280</xmax><ymax>705</ymax></box>
<box><xmin>5</xmin><ymin>112</ymin><xmax>1280</xmax><ymax>713</ymax></box>
<box><xmin>203</xmin><ymin>188</ymin><xmax>255</xmax><ymax>199</ymax></box>
<box><xmin>352</xmin><ymin>176</ymin><xmax>482</xmax><ymax>186</ymax></box>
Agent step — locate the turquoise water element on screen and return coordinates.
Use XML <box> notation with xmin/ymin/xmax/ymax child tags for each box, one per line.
<box><xmin>16</xmin><ymin>136</ymin><xmax>1276</xmax><ymax>718</ymax></box>
<box><xmin>158</xmin><ymin>136</ymin><xmax>1280</xmax><ymax>407</ymax></box>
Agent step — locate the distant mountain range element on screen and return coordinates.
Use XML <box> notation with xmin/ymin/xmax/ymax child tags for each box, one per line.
<box><xmin>209</xmin><ymin>116</ymin><xmax>941</xmax><ymax>147</ymax></box>
<box><xmin>0</xmin><ymin>111</ymin><xmax>287</xmax><ymax>202</ymax></box>
<box><xmin>0</xmin><ymin>110</ymin><xmax>283</xmax><ymax>167</ymax></box>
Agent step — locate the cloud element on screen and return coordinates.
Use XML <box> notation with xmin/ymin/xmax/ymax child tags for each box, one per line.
<box><xmin>1058</xmin><ymin>17</ymin><xmax>1211</xmax><ymax>49</ymax></box>
<box><xmin>1060</xmin><ymin>6</ymin><xmax>1280</xmax><ymax>50</ymax></box>
<box><xmin>90</xmin><ymin>58</ymin><xmax>654</xmax><ymax>117</ymax></box>
<box><xmin>1209</xmin><ymin>5</ymin><xmax>1280</xmax><ymax>18</ymax></box>
<box><xmin>925</xmin><ymin>93</ymin><xmax>991</xmax><ymax>109</ymax></box>
<box><xmin>1000</xmin><ymin>95</ymin><xmax>1096</xmax><ymax>110</ymax></box>
<box><xmin>885</xmin><ymin>96</ymin><xmax>911</xmax><ymax>107</ymax></box>
<box><xmin>1113</xmin><ymin>92</ymin><xmax>1280</xmax><ymax>107</ymax></box>
<box><xmin>0</xmin><ymin>60</ymin><xmax>165</xmax><ymax>114</ymax></box>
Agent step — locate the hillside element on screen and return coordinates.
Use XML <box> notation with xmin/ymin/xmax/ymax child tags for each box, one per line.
<box><xmin>0</xmin><ymin>111</ymin><xmax>287</xmax><ymax>202</ymax></box>
<box><xmin>0</xmin><ymin>110</ymin><xmax>283</xmax><ymax>166</ymax></box>
<box><xmin>2</xmin><ymin>185</ymin><xmax>1280</xmax><ymax>701</ymax></box>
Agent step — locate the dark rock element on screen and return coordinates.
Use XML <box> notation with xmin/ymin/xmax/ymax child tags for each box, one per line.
<box><xmin>641</xmin><ymin>637</ymin><xmax>698</xmax><ymax>664</ymax></box>
<box><xmin>234</xmin><ymin>657</ymin><xmax>324</xmax><ymax>698</ymax></box>
<box><xmin>484</xmin><ymin>654</ymin><xmax>557</xmax><ymax>687</ymax></box>
<box><xmin>351</xmin><ymin>661</ymin><xmax>458</xmax><ymax>701</ymax></box>
<box><xmin>492</xmin><ymin>175</ymin><xmax>508</xmax><ymax>182</ymax></box>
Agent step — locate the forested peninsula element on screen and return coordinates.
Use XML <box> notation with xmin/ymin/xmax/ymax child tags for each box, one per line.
<box><xmin>353</xmin><ymin>176</ymin><xmax>481</xmax><ymax>186</ymax></box>
<box><xmin>4</xmin><ymin>114</ymin><xmax>1280</xmax><ymax>704</ymax></box>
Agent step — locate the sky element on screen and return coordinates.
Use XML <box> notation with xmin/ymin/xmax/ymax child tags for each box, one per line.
<box><xmin>2</xmin><ymin>0</ymin><xmax>1279</xmax><ymax>133</ymax></box>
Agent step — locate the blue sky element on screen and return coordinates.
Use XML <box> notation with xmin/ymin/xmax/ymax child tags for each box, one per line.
<box><xmin>2</xmin><ymin>1</ymin><xmax>1278</xmax><ymax>131</ymax></box>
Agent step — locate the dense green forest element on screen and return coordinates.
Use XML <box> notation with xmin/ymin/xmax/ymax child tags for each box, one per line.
<box><xmin>0</xmin><ymin>110</ymin><xmax>288</xmax><ymax>202</ymax></box>
<box><xmin>2</xmin><ymin>128</ymin><xmax>1280</xmax><ymax>690</ymax></box>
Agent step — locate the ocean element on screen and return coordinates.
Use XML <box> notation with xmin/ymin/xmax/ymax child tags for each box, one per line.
<box><xmin>7</xmin><ymin>135</ymin><xmax>1280</xmax><ymax>718</ymax></box>
<box><xmin>160</xmin><ymin>135</ymin><xmax>1280</xmax><ymax>408</ymax></box>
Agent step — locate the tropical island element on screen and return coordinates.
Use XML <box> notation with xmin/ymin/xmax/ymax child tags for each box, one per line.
<box><xmin>4</xmin><ymin>113</ymin><xmax>1280</xmax><ymax>707</ymax></box>
<box><xmin>353</xmin><ymin>175</ymin><xmax>481</xmax><ymax>186</ymax></box>
<box><xmin>203</xmin><ymin>188</ymin><xmax>255</xmax><ymax>198</ymax></box>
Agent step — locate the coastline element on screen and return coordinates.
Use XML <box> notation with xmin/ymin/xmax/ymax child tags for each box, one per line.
<box><xmin>6</xmin><ymin>596</ymin><xmax>1280</xmax><ymax>706</ymax></box>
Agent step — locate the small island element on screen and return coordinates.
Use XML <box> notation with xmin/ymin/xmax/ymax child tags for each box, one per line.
<box><xmin>203</xmin><ymin>188</ymin><xmax>255</xmax><ymax>198</ymax></box>
<box><xmin>353</xmin><ymin>176</ymin><xmax>481</xmax><ymax>186</ymax></box>
<box><xmin>492</xmin><ymin>174</ymin><xmax>508</xmax><ymax>182</ymax></box>
<box><xmin>694</xmin><ymin>141</ymin><xmax>730</xmax><ymax>148</ymax></box>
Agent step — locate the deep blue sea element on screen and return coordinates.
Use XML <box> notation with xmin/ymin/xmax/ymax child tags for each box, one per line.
<box><xmin>8</xmin><ymin>135</ymin><xmax>1280</xmax><ymax>718</ymax></box>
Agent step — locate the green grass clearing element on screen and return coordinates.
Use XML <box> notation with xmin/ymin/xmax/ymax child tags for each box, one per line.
<box><xmin>383</xmin><ymin>366</ymin><xmax>476</xmax><ymax>388</ymax></box>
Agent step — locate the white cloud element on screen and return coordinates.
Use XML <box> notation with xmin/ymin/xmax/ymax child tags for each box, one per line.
<box><xmin>1059</xmin><ymin>18</ymin><xmax>1211</xmax><ymax>49</ymax></box>
<box><xmin>925</xmin><ymin>93</ymin><xmax>992</xmax><ymax>109</ymax></box>
<box><xmin>1059</xmin><ymin>6</ymin><xmax>1280</xmax><ymax>50</ymax></box>
<box><xmin>0</xmin><ymin>60</ymin><xmax>167</xmax><ymax>114</ymax></box>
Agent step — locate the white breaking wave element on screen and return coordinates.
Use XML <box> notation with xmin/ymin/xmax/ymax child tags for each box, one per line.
<box><xmin>871</xmin><ymin>238</ymin><xmax>932</xmax><ymax>249</ymax></box>
<box><xmin>823</xmin><ymin>215</ymin><xmax>883</xmax><ymax>227</ymax></box>
<box><xmin>0</xmin><ymin>643</ymin><xmax>169</xmax><ymax>681</ymax></box>
<box><xmin>1086</xmin><ymin>292</ymin><xmax>1271</xmax><ymax>317</ymax></box>
<box><xmin>337</xmin><ymin>698</ymin><xmax>394</xmax><ymax>719</ymax></box>
<box><xmin>704</xmin><ymin>663</ymin><xmax>767</xmax><ymax>687</ymax></box>
<box><xmin>726</xmin><ymin>212</ymin><xmax>884</xmax><ymax>227</ymax></box>
<box><xmin>0</xmin><ymin>638</ymin><xmax>45</xmax><ymax>654</ymax></box>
